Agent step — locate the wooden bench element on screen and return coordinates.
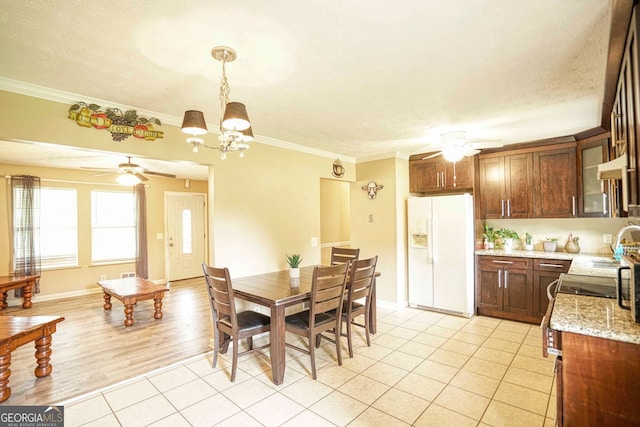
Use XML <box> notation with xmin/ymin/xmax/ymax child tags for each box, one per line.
<box><xmin>97</xmin><ymin>277</ymin><xmax>170</xmax><ymax>326</ymax></box>
<box><xmin>0</xmin><ymin>315</ymin><xmax>64</xmax><ymax>402</ymax></box>
<box><xmin>0</xmin><ymin>275</ymin><xmax>39</xmax><ymax>311</ymax></box>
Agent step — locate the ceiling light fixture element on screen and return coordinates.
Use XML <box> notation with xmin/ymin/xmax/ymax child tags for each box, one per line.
<box><xmin>181</xmin><ymin>46</ymin><xmax>253</xmax><ymax>160</ymax></box>
<box><xmin>116</xmin><ymin>171</ymin><xmax>142</xmax><ymax>186</ymax></box>
<box><xmin>441</xmin><ymin>146</ymin><xmax>465</xmax><ymax>163</ymax></box>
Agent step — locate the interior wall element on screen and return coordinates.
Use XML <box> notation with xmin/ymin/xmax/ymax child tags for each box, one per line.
<box><xmin>320</xmin><ymin>179</ymin><xmax>351</xmax><ymax>265</ymax></box>
<box><xmin>0</xmin><ymin>90</ymin><xmax>359</xmax><ymax>291</ymax></box>
<box><xmin>351</xmin><ymin>157</ymin><xmax>409</xmax><ymax>307</ymax></box>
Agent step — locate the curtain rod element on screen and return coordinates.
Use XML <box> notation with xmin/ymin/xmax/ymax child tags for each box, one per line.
<box><xmin>4</xmin><ymin>175</ymin><xmax>149</xmax><ymax>187</ymax></box>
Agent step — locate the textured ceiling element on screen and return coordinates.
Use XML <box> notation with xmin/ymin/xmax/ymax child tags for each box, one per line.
<box><xmin>0</xmin><ymin>0</ymin><xmax>612</xmax><ymax>178</ymax></box>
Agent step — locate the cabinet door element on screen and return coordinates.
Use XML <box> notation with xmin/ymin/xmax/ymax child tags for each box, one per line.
<box><xmin>477</xmin><ymin>266</ymin><xmax>502</xmax><ymax>312</ymax></box>
<box><xmin>504</xmin><ymin>153</ymin><xmax>533</xmax><ymax>218</ymax></box>
<box><xmin>533</xmin><ymin>147</ymin><xmax>577</xmax><ymax>218</ymax></box>
<box><xmin>502</xmin><ymin>268</ymin><xmax>533</xmax><ymax>315</ymax></box>
<box><xmin>533</xmin><ymin>259</ymin><xmax>570</xmax><ymax>319</ymax></box>
<box><xmin>409</xmin><ymin>159</ymin><xmax>440</xmax><ymax>193</ymax></box>
<box><xmin>479</xmin><ymin>157</ymin><xmax>506</xmax><ymax>218</ymax></box>
<box><xmin>443</xmin><ymin>157</ymin><xmax>473</xmax><ymax>191</ymax></box>
<box><xmin>577</xmin><ymin>137</ymin><xmax>610</xmax><ymax>217</ymax></box>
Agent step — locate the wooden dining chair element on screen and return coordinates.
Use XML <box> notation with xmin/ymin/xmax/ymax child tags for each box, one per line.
<box><xmin>330</xmin><ymin>247</ymin><xmax>360</xmax><ymax>266</ymax></box>
<box><xmin>341</xmin><ymin>256</ymin><xmax>378</xmax><ymax>357</ymax></box>
<box><xmin>202</xmin><ymin>264</ymin><xmax>271</xmax><ymax>382</ymax></box>
<box><xmin>284</xmin><ymin>262</ymin><xmax>349</xmax><ymax>379</ymax></box>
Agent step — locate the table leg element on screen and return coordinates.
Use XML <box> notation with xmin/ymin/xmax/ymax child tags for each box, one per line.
<box><xmin>22</xmin><ymin>284</ymin><xmax>33</xmax><ymax>309</ymax></box>
<box><xmin>153</xmin><ymin>296</ymin><xmax>164</xmax><ymax>319</ymax></box>
<box><xmin>34</xmin><ymin>334</ymin><xmax>53</xmax><ymax>378</ymax></box>
<box><xmin>1</xmin><ymin>291</ymin><xmax>7</xmax><ymax>310</ymax></box>
<box><xmin>270</xmin><ymin>305</ymin><xmax>286</xmax><ymax>385</ymax></box>
<box><xmin>0</xmin><ymin>343</ymin><xmax>11</xmax><ymax>403</ymax></box>
<box><xmin>103</xmin><ymin>293</ymin><xmax>112</xmax><ymax>310</ymax></box>
<box><xmin>123</xmin><ymin>304</ymin><xmax>134</xmax><ymax>326</ymax></box>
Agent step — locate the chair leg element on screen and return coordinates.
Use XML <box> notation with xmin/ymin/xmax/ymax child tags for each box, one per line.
<box><xmin>309</xmin><ymin>333</ymin><xmax>317</xmax><ymax>380</ymax></box>
<box><xmin>230</xmin><ymin>337</ymin><xmax>239</xmax><ymax>382</ymax></box>
<box><xmin>346</xmin><ymin>314</ymin><xmax>354</xmax><ymax>358</ymax></box>
<box><xmin>334</xmin><ymin>324</ymin><xmax>343</xmax><ymax>366</ymax></box>
<box><xmin>212</xmin><ymin>325</ymin><xmax>220</xmax><ymax>368</ymax></box>
<box><xmin>247</xmin><ymin>336</ymin><xmax>253</xmax><ymax>350</ymax></box>
<box><xmin>364</xmin><ymin>308</ymin><xmax>371</xmax><ymax>347</ymax></box>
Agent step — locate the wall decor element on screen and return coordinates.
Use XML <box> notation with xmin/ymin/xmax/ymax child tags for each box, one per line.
<box><xmin>68</xmin><ymin>102</ymin><xmax>164</xmax><ymax>142</ymax></box>
<box><xmin>332</xmin><ymin>159</ymin><xmax>345</xmax><ymax>178</ymax></box>
<box><xmin>362</xmin><ymin>181</ymin><xmax>384</xmax><ymax>199</ymax></box>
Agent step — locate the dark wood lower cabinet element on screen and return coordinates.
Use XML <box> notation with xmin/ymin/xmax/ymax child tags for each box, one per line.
<box><xmin>558</xmin><ymin>332</ymin><xmax>640</xmax><ymax>426</ymax></box>
<box><xmin>477</xmin><ymin>256</ymin><xmax>569</xmax><ymax>324</ymax></box>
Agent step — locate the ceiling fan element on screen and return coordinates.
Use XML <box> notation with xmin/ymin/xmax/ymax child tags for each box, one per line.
<box><xmin>82</xmin><ymin>156</ymin><xmax>177</xmax><ymax>182</ymax></box>
<box><xmin>422</xmin><ymin>131</ymin><xmax>503</xmax><ymax>162</ymax></box>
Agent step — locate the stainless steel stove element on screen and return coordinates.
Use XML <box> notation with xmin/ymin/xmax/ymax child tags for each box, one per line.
<box><xmin>555</xmin><ymin>273</ymin><xmax>619</xmax><ymax>299</ymax></box>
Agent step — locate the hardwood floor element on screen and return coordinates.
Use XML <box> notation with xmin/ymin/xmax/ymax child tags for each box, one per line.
<box><xmin>1</xmin><ymin>277</ymin><xmax>212</xmax><ymax>406</ymax></box>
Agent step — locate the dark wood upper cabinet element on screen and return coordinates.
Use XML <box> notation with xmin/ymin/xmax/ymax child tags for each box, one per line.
<box><xmin>533</xmin><ymin>147</ymin><xmax>577</xmax><ymax>218</ymax></box>
<box><xmin>409</xmin><ymin>155</ymin><xmax>473</xmax><ymax>194</ymax></box>
<box><xmin>479</xmin><ymin>152</ymin><xmax>532</xmax><ymax>218</ymax></box>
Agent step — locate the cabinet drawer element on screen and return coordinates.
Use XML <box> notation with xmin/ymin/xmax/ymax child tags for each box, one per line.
<box><xmin>478</xmin><ymin>256</ymin><xmax>532</xmax><ymax>270</ymax></box>
<box><xmin>533</xmin><ymin>258</ymin><xmax>571</xmax><ymax>272</ymax></box>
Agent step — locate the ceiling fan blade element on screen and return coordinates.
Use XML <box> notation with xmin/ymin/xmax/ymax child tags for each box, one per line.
<box><xmin>144</xmin><ymin>170</ymin><xmax>177</xmax><ymax>179</ymax></box>
<box><xmin>81</xmin><ymin>166</ymin><xmax>115</xmax><ymax>171</ymax></box>
<box><xmin>463</xmin><ymin>148</ymin><xmax>481</xmax><ymax>156</ymax></box>
<box><xmin>90</xmin><ymin>171</ymin><xmax>117</xmax><ymax>177</ymax></box>
<box><xmin>422</xmin><ymin>152</ymin><xmax>442</xmax><ymax>160</ymax></box>
<box><xmin>135</xmin><ymin>173</ymin><xmax>148</xmax><ymax>182</ymax></box>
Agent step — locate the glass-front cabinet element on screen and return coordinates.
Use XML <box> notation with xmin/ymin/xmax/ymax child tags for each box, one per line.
<box><xmin>577</xmin><ymin>136</ymin><xmax>610</xmax><ymax>217</ymax></box>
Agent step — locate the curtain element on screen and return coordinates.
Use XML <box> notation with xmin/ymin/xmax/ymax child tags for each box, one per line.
<box><xmin>134</xmin><ymin>183</ymin><xmax>148</xmax><ymax>279</ymax></box>
<box><xmin>10</xmin><ymin>175</ymin><xmax>41</xmax><ymax>295</ymax></box>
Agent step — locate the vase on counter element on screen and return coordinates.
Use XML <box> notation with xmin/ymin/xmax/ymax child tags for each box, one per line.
<box><xmin>565</xmin><ymin>234</ymin><xmax>580</xmax><ymax>254</ymax></box>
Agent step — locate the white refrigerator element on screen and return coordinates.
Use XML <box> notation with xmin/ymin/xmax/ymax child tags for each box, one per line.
<box><xmin>407</xmin><ymin>193</ymin><xmax>475</xmax><ymax>317</ymax></box>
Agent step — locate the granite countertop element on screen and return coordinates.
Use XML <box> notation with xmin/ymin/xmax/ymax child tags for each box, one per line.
<box><xmin>551</xmin><ymin>293</ymin><xmax>640</xmax><ymax>344</ymax></box>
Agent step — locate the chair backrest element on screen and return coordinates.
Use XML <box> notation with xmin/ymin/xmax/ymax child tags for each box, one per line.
<box><xmin>309</xmin><ymin>263</ymin><xmax>349</xmax><ymax>324</ymax></box>
<box><xmin>330</xmin><ymin>247</ymin><xmax>360</xmax><ymax>266</ymax></box>
<box><xmin>202</xmin><ymin>264</ymin><xmax>237</xmax><ymax>329</ymax></box>
<box><xmin>348</xmin><ymin>256</ymin><xmax>378</xmax><ymax>302</ymax></box>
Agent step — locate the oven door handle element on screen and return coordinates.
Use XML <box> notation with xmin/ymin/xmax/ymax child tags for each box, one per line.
<box><xmin>547</xmin><ymin>279</ymin><xmax>559</xmax><ymax>302</ymax></box>
<box><xmin>618</xmin><ymin>266</ymin><xmax>631</xmax><ymax>309</ymax></box>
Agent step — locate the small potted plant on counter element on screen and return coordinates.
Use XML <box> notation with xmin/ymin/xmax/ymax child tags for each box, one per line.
<box><xmin>286</xmin><ymin>253</ymin><xmax>303</xmax><ymax>278</ymax></box>
<box><xmin>524</xmin><ymin>232</ymin><xmax>534</xmax><ymax>251</ymax></box>
<box><xmin>483</xmin><ymin>225</ymin><xmax>496</xmax><ymax>249</ymax></box>
<box><xmin>496</xmin><ymin>228</ymin><xmax>519</xmax><ymax>251</ymax></box>
<box><xmin>543</xmin><ymin>237</ymin><xmax>558</xmax><ymax>252</ymax></box>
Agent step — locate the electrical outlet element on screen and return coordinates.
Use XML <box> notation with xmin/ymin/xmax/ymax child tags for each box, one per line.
<box><xmin>100</xmin><ymin>274</ymin><xmax>107</xmax><ymax>281</ymax></box>
<box><xmin>603</xmin><ymin>234</ymin><xmax>612</xmax><ymax>244</ymax></box>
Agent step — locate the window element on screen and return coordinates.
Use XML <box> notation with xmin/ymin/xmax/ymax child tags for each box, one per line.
<box><xmin>39</xmin><ymin>188</ymin><xmax>78</xmax><ymax>269</ymax></box>
<box><xmin>91</xmin><ymin>190</ymin><xmax>136</xmax><ymax>263</ymax></box>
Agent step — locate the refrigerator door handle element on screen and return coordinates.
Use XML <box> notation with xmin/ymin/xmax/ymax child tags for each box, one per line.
<box><xmin>430</xmin><ymin>215</ymin><xmax>437</xmax><ymax>263</ymax></box>
<box><xmin>426</xmin><ymin>218</ymin><xmax>434</xmax><ymax>263</ymax></box>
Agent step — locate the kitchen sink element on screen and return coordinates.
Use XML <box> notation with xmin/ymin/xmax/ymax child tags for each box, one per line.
<box><xmin>589</xmin><ymin>260</ymin><xmax>620</xmax><ymax>268</ymax></box>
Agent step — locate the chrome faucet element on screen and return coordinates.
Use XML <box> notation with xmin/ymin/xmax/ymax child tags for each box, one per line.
<box><xmin>612</xmin><ymin>224</ymin><xmax>640</xmax><ymax>253</ymax></box>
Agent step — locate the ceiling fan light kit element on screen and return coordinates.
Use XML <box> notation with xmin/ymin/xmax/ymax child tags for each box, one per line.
<box><xmin>181</xmin><ymin>46</ymin><xmax>253</xmax><ymax>160</ymax></box>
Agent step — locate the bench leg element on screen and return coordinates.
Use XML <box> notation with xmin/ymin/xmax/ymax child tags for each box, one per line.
<box><xmin>34</xmin><ymin>335</ymin><xmax>53</xmax><ymax>378</ymax></box>
<box><xmin>123</xmin><ymin>304</ymin><xmax>134</xmax><ymax>326</ymax></box>
<box><xmin>153</xmin><ymin>297</ymin><xmax>163</xmax><ymax>319</ymax></box>
<box><xmin>103</xmin><ymin>293</ymin><xmax>112</xmax><ymax>310</ymax></box>
<box><xmin>0</xmin><ymin>343</ymin><xmax>11</xmax><ymax>403</ymax></box>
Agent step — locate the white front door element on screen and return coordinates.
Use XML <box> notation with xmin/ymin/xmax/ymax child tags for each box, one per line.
<box><xmin>166</xmin><ymin>193</ymin><xmax>206</xmax><ymax>281</ymax></box>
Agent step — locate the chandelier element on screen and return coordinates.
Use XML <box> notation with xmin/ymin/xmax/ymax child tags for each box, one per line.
<box><xmin>181</xmin><ymin>46</ymin><xmax>253</xmax><ymax>160</ymax></box>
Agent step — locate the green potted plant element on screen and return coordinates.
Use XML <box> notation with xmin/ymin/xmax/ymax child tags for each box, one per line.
<box><xmin>496</xmin><ymin>228</ymin><xmax>519</xmax><ymax>251</ymax></box>
<box><xmin>524</xmin><ymin>232</ymin><xmax>534</xmax><ymax>251</ymax></box>
<box><xmin>483</xmin><ymin>225</ymin><xmax>496</xmax><ymax>249</ymax></box>
<box><xmin>286</xmin><ymin>253</ymin><xmax>303</xmax><ymax>278</ymax></box>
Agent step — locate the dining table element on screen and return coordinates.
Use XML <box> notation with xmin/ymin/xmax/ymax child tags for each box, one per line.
<box><xmin>232</xmin><ymin>265</ymin><xmax>379</xmax><ymax>385</ymax></box>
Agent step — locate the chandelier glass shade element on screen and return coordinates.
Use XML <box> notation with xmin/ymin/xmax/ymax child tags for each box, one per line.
<box><xmin>181</xmin><ymin>46</ymin><xmax>252</xmax><ymax>159</ymax></box>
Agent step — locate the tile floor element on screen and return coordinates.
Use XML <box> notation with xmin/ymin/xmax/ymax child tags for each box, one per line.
<box><xmin>60</xmin><ymin>307</ymin><xmax>557</xmax><ymax>426</ymax></box>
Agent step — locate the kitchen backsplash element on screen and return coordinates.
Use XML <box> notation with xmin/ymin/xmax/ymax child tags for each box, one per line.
<box><xmin>482</xmin><ymin>217</ymin><xmax>631</xmax><ymax>255</ymax></box>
